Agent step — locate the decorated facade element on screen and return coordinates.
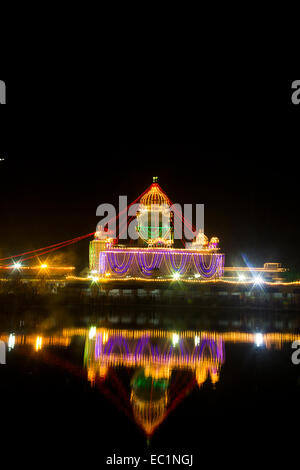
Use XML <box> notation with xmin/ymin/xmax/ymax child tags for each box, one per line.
<box><xmin>89</xmin><ymin>178</ymin><xmax>225</xmax><ymax>280</ymax></box>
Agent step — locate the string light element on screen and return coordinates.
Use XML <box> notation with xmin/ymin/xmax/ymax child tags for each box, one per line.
<box><xmin>0</xmin><ymin>186</ymin><xmax>152</xmax><ymax>266</ymax></box>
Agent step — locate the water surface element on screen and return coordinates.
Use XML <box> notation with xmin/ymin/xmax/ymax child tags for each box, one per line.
<box><xmin>1</xmin><ymin>312</ymin><xmax>299</xmax><ymax>467</ymax></box>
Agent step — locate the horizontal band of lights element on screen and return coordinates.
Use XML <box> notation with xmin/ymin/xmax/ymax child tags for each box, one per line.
<box><xmin>48</xmin><ymin>327</ymin><xmax>300</xmax><ymax>348</ymax></box>
<box><xmin>0</xmin><ymin>265</ymin><xmax>75</xmax><ymax>270</ymax></box>
<box><xmin>94</xmin><ymin>249</ymin><xmax>224</xmax><ymax>279</ymax></box>
<box><xmin>71</xmin><ymin>274</ymin><xmax>300</xmax><ymax>287</ymax></box>
<box><xmin>3</xmin><ymin>329</ymin><xmax>300</xmax><ymax>351</ymax></box>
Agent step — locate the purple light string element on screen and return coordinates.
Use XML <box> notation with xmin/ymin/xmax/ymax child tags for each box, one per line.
<box><xmin>193</xmin><ymin>253</ymin><xmax>220</xmax><ymax>278</ymax></box>
<box><xmin>135</xmin><ymin>337</ymin><xmax>150</xmax><ymax>356</ymax></box>
<box><xmin>94</xmin><ymin>335</ymin><xmax>225</xmax><ymax>366</ymax></box>
<box><xmin>167</xmin><ymin>252</ymin><xmax>190</xmax><ymax>275</ymax></box>
<box><xmin>99</xmin><ymin>252</ymin><xmax>107</xmax><ymax>274</ymax></box>
<box><xmin>95</xmin><ymin>333</ymin><xmax>103</xmax><ymax>359</ymax></box>
<box><xmin>137</xmin><ymin>252</ymin><xmax>163</xmax><ymax>276</ymax></box>
<box><xmin>104</xmin><ymin>336</ymin><xmax>130</xmax><ymax>355</ymax></box>
<box><xmin>107</xmin><ymin>251</ymin><xmax>133</xmax><ymax>275</ymax></box>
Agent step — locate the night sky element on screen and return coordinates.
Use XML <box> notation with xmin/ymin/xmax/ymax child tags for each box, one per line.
<box><xmin>0</xmin><ymin>78</ymin><xmax>299</xmax><ymax>273</ymax></box>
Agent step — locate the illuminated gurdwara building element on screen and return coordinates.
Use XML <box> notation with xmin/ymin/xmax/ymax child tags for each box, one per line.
<box><xmin>89</xmin><ymin>178</ymin><xmax>225</xmax><ymax>280</ymax></box>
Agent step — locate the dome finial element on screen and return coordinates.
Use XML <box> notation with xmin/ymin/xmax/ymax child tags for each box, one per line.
<box><xmin>153</xmin><ymin>176</ymin><xmax>158</xmax><ymax>183</ymax></box>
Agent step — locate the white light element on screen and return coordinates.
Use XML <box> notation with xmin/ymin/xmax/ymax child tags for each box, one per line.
<box><xmin>173</xmin><ymin>273</ymin><xmax>180</xmax><ymax>280</ymax></box>
<box><xmin>194</xmin><ymin>273</ymin><xmax>200</xmax><ymax>279</ymax></box>
<box><xmin>91</xmin><ymin>276</ymin><xmax>99</xmax><ymax>283</ymax></box>
<box><xmin>40</xmin><ymin>264</ymin><xmax>48</xmax><ymax>269</ymax></box>
<box><xmin>255</xmin><ymin>333</ymin><xmax>264</xmax><ymax>347</ymax></box>
<box><xmin>195</xmin><ymin>336</ymin><xmax>200</xmax><ymax>346</ymax></box>
<box><xmin>238</xmin><ymin>274</ymin><xmax>246</xmax><ymax>281</ymax></box>
<box><xmin>253</xmin><ymin>276</ymin><xmax>264</xmax><ymax>285</ymax></box>
<box><xmin>8</xmin><ymin>334</ymin><xmax>15</xmax><ymax>350</ymax></box>
<box><xmin>91</xmin><ymin>270</ymin><xmax>97</xmax><ymax>274</ymax></box>
<box><xmin>89</xmin><ymin>326</ymin><xmax>97</xmax><ymax>339</ymax></box>
<box><xmin>13</xmin><ymin>262</ymin><xmax>22</xmax><ymax>269</ymax></box>
<box><xmin>172</xmin><ymin>333</ymin><xmax>179</xmax><ymax>346</ymax></box>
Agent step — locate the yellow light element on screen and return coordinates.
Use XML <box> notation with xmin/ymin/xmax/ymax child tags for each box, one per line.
<box><xmin>35</xmin><ymin>336</ymin><xmax>43</xmax><ymax>351</ymax></box>
<box><xmin>40</xmin><ymin>264</ymin><xmax>48</xmax><ymax>269</ymax></box>
<box><xmin>102</xmin><ymin>331</ymin><xmax>108</xmax><ymax>343</ymax></box>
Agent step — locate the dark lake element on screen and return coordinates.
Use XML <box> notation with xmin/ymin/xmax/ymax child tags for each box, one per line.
<box><xmin>1</xmin><ymin>311</ymin><xmax>300</xmax><ymax>468</ymax></box>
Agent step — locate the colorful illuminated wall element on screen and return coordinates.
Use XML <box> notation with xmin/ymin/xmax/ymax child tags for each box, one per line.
<box><xmin>89</xmin><ymin>246</ymin><xmax>225</xmax><ymax>279</ymax></box>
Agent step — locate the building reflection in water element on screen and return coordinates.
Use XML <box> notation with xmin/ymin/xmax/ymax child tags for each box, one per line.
<box><xmin>82</xmin><ymin>327</ymin><xmax>300</xmax><ymax>437</ymax></box>
<box><xmin>84</xmin><ymin>329</ymin><xmax>224</xmax><ymax>436</ymax></box>
<box><xmin>1</xmin><ymin>327</ymin><xmax>300</xmax><ymax>439</ymax></box>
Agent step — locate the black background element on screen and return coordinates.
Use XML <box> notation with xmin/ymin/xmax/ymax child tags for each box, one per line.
<box><xmin>0</xmin><ymin>74</ymin><xmax>300</xmax><ymax>467</ymax></box>
<box><xmin>0</xmin><ymin>77</ymin><xmax>299</xmax><ymax>272</ymax></box>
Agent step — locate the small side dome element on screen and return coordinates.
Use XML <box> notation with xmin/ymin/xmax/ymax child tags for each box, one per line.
<box><xmin>209</xmin><ymin>237</ymin><xmax>219</xmax><ymax>249</ymax></box>
<box><xmin>194</xmin><ymin>231</ymin><xmax>208</xmax><ymax>246</ymax></box>
<box><xmin>191</xmin><ymin>231</ymin><xmax>209</xmax><ymax>250</ymax></box>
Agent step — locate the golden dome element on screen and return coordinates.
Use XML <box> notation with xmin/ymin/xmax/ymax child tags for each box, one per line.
<box><xmin>140</xmin><ymin>180</ymin><xmax>170</xmax><ymax>207</ymax></box>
